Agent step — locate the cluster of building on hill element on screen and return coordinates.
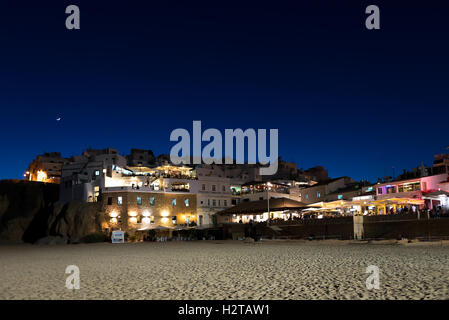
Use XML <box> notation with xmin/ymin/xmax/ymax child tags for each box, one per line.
<box><xmin>24</xmin><ymin>148</ymin><xmax>449</xmax><ymax>234</ymax></box>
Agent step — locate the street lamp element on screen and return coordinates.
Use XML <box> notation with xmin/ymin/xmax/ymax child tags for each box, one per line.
<box><xmin>266</xmin><ymin>182</ymin><xmax>272</xmax><ymax>226</ymax></box>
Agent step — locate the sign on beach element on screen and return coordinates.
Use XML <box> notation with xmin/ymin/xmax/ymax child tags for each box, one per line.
<box><xmin>111</xmin><ymin>231</ymin><xmax>124</xmax><ymax>243</ymax></box>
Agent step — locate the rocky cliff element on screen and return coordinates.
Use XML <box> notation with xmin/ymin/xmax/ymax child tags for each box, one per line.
<box><xmin>0</xmin><ymin>180</ymin><xmax>104</xmax><ymax>243</ymax></box>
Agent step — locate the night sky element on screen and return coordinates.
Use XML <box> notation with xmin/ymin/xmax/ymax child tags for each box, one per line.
<box><xmin>0</xmin><ymin>1</ymin><xmax>448</xmax><ymax>181</ymax></box>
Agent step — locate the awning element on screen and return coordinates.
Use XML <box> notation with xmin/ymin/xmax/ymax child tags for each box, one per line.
<box><xmin>173</xmin><ymin>226</ymin><xmax>195</xmax><ymax>230</ymax></box>
<box><xmin>217</xmin><ymin>197</ymin><xmax>307</xmax><ymax>216</ymax></box>
<box><xmin>307</xmin><ymin>200</ymin><xmax>351</xmax><ymax>209</ymax></box>
<box><xmin>422</xmin><ymin>191</ymin><xmax>449</xmax><ymax>199</ymax></box>
<box><xmin>137</xmin><ymin>225</ymin><xmax>174</xmax><ymax>231</ymax></box>
<box><xmin>302</xmin><ymin>207</ymin><xmax>341</xmax><ymax>212</ymax></box>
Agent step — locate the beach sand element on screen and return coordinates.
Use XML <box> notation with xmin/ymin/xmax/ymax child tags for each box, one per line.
<box><xmin>1</xmin><ymin>240</ymin><xmax>448</xmax><ymax>300</ymax></box>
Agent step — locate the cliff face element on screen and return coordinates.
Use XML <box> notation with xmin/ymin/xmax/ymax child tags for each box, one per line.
<box><xmin>48</xmin><ymin>201</ymin><xmax>104</xmax><ymax>241</ymax></box>
<box><xmin>0</xmin><ymin>180</ymin><xmax>104</xmax><ymax>243</ymax></box>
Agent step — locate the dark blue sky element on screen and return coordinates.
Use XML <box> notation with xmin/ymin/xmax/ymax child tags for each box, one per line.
<box><xmin>0</xmin><ymin>1</ymin><xmax>448</xmax><ymax>181</ymax></box>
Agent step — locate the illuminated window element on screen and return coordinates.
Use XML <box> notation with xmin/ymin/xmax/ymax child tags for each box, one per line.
<box><xmin>172</xmin><ymin>198</ymin><xmax>177</xmax><ymax>206</ymax></box>
<box><xmin>317</xmin><ymin>192</ymin><xmax>321</xmax><ymax>198</ymax></box>
<box><xmin>172</xmin><ymin>216</ymin><xmax>177</xmax><ymax>224</ymax></box>
<box><xmin>137</xmin><ymin>197</ymin><xmax>142</xmax><ymax>205</ymax></box>
<box><xmin>398</xmin><ymin>182</ymin><xmax>421</xmax><ymax>193</ymax></box>
<box><xmin>184</xmin><ymin>198</ymin><xmax>189</xmax><ymax>207</ymax></box>
<box><xmin>95</xmin><ymin>170</ymin><xmax>100</xmax><ymax>176</ymax></box>
<box><xmin>338</xmin><ymin>195</ymin><xmax>343</xmax><ymax>200</ymax></box>
<box><xmin>94</xmin><ymin>186</ymin><xmax>100</xmax><ymax>202</ymax></box>
<box><xmin>149</xmin><ymin>197</ymin><xmax>155</xmax><ymax>206</ymax></box>
<box><xmin>118</xmin><ymin>197</ymin><xmax>123</xmax><ymax>205</ymax></box>
<box><xmin>171</xmin><ymin>182</ymin><xmax>190</xmax><ymax>192</ymax></box>
<box><xmin>386</xmin><ymin>186</ymin><xmax>396</xmax><ymax>194</ymax></box>
<box><xmin>305</xmin><ymin>194</ymin><xmax>309</xmax><ymax>200</ymax></box>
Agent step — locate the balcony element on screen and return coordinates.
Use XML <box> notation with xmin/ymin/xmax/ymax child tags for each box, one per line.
<box><xmin>104</xmin><ymin>186</ymin><xmax>165</xmax><ymax>193</ymax></box>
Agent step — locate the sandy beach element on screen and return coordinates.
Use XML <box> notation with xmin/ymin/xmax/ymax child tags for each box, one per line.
<box><xmin>1</xmin><ymin>240</ymin><xmax>448</xmax><ymax>300</ymax></box>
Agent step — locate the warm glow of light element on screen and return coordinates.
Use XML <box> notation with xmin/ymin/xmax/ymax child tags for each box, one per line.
<box><xmin>128</xmin><ymin>211</ymin><xmax>137</xmax><ymax>217</ymax></box>
<box><xmin>142</xmin><ymin>210</ymin><xmax>150</xmax><ymax>217</ymax></box>
<box><xmin>36</xmin><ymin>170</ymin><xmax>47</xmax><ymax>182</ymax></box>
<box><xmin>111</xmin><ymin>217</ymin><xmax>117</xmax><ymax>223</ymax></box>
<box><xmin>161</xmin><ymin>210</ymin><xmax>169</xmax><ymax>217</ymax></box>
<box><xmin>161</xmin><ymin>217</ymin><xmax>169</xmax><ymax>223</ymax></box>
<box><xmin>142</xmin><ymin>217</ymin><xmax>150</xmax><ymax>224</ymax></box>
<box><xmin>129</xmin><ymin>217</ymin><xmax>137</xmax><ymax>223</ymax></box>
<box><xmin>109</xmin><ymin>211</ymin><xmax>118</xmax><ymax>218</ymax></box>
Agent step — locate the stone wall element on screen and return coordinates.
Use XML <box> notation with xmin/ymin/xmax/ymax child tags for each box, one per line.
<box><xmin>221</xmin><ymin>215</ymin><xmax>449</xmax><ymax>241</ymax></box>
<box><xmin>102</xmin><ymin>191</ymin><xmax>197</xmax><ymax>231</ymax></box>
<box><xmin>222</xmin><ymin>217</ymin><xmax>354</xmax><ymax>240</ymax></box>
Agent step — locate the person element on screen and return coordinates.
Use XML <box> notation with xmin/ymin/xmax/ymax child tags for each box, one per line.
<box><xmin>431</xmin><ymin>207</ymin><xmax>437</xmax><ymax>218</ymax></box>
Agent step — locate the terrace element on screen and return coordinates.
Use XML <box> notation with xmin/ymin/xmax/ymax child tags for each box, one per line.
<box><xmin>241</xmin><ymin>181</ymin><xmax>290</xmax><ymax>195</ymax></box>
<box><xmin>113</xmin><ymin>164</ymin><xmax>197</xmax><ymax>180</ymax></box>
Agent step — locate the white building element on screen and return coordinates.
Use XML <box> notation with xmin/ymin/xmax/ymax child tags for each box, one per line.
<box><xmin>195</xmin><ymin>165</ymin><xmax>231</xmax><ymax>227</ymax></box>
<box><xmin>239</xmin><ymin>181</ymin><xmax>303</xmax><ymax>203</ymax></box>
<box><xmin>59</xmin><ymin>148</ymin><xmax>128</xmax><ymax>203</ymax></box>
<box><xmin>376</xmin><ymin>173</ymin><xmax>449</xmax><ymax>211</ymax></box>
